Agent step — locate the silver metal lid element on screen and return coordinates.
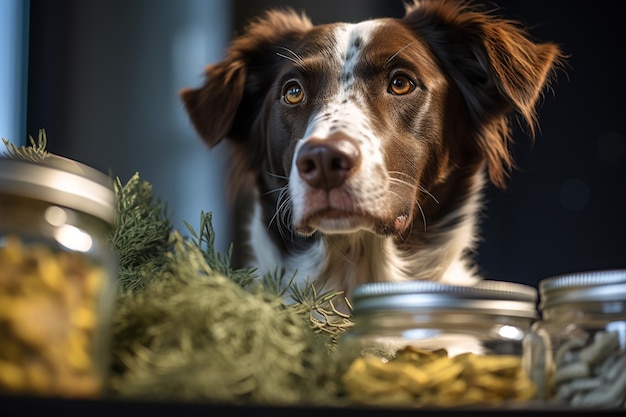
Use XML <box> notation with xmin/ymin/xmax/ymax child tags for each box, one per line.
<box><xmin>351</xmin><ymin>280</ymin><xmax>538</xmax><ymax>319</ymax></box>
<box><xmin>538</xmin><ymin>269</ymin><xmax>626</xmax><ymax>310</ymax></box>
<box><xmin>0</xmin><ymin>156</ymin><xmax>116</xmax><ymax>225</ymax></box>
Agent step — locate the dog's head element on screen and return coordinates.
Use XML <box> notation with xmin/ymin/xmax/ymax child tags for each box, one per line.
<box><xmin>181</xmin><ymin>0</ymin><xmax>563</xmax><ymax>242</ymax></box>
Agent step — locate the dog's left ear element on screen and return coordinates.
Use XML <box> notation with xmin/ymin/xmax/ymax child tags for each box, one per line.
<box><xmin>180</xmin><ymin>9</ymin><xmax>312</xmax><ymax>148</ymax></box>
<box><xmin>403</xmin><ymin>0</ymin><xmax>565</xmax><ymax>187</ymax></box>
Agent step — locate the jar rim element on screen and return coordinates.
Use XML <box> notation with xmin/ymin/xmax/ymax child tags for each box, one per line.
<box><xmin>0</xmin><ymin>156</ymin><xmax>116</xmax><ymax>225</ymax></box>
<box><xmin>538</xmin><ymin>269</ymin><xmax>626</xmax><ymax>310</ymax></box>
<box><xmin>350</xmin><ymin>280</ymin><xmax>538</xmax><ymax>318</ymax></box>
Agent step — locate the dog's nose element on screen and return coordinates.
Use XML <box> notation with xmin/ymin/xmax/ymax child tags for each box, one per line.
<box><xmin>296</xmin><ymin>137</ymin><xmax>360</xmax><ymax>190</ymax></box>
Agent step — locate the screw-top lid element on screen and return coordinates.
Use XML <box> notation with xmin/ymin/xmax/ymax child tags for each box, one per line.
<box><xmin>351</xmin><ymin>280</ymin><xmax>538</xmax><ymax>319</ymax></box>
<box><xmin>0</xmin><ymin>155</ymin><xmax>116</xmax><ymax>225</ymax></box>
<box><xmin>538</xmin><ymin>269</ymin><xmax>626</xmax><ymax>310</ymax></box>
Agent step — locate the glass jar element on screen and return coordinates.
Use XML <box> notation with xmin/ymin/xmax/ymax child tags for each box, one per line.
<box><xmin>340</xmin><ymin>280</ymin><xmax>540</xmax><ymax>408</ymax></box>
<box><xmin>531</xmin><ymin>269</ymin><xmax>626</xmax><ymax>408</ymax></box>
<box><xmin>0</xmin><ymin>155</ymin><xmax>118</xmax><ymax>398</ymax></box>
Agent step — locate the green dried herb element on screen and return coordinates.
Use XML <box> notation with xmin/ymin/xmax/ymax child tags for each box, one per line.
<box><xmin>109</xmin><ymin>231</ymin><xmax>356</xmax><ymax>405</ymax></box>
<box><xmin>2</xmin><ymin>128</ymin><xmax>49</xmax><ymax>162</ymax></box>
<box><xmin>184</xmin><ymin>211</ymin><xmax>257</xmax><ymax>288</ymax></box>
<box><xmin>108</xmin><ymin>173</ymin><xmax>174</xmax><ymax>292</ymax></box>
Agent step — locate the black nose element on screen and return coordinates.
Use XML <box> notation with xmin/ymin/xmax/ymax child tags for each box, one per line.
<box><xmin>295</xmin><ymin>136</ymin><xmax>360</xmax><ymax>190</ymax></box>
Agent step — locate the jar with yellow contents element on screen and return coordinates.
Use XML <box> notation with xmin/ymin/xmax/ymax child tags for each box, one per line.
<box><xmin>0</xmin><ymin>155</ymin><xmax>117</xmax><ymax>398</ymax></box>
<box><xmin>340</xmin><ymin>280</ymin><xmax>541</xmax><ymax>408</ymax></box>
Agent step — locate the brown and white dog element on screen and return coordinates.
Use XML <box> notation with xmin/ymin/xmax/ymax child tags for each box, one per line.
<box><xmin>181</xmin><ymin>0</ymin><xmax>563</xmax><ymax>307</ymax></box>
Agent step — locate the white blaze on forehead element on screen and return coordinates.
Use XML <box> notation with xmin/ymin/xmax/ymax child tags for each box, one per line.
<box><xmin>300</xmin><ymin>20</ymin><xmax>382</xmax><ymax>142</ymax></box>
<box><xmin>335</xmin><ymin>20</ymin><xmax>380</xmax><ymax>91</ymax></box>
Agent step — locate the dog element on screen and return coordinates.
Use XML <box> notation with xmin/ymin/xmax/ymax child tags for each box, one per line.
<box><xmin>181</xmin><ymin>0</ymin><xmax>563</xmax><ymax>310</ymax></box>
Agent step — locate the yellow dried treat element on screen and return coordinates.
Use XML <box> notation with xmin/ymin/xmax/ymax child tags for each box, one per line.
<box><xmin>397</xmin><ymin>363</ymin><xmax>431</xmax><ymax>394</ymax></box>
<box><xmin>0</xmin><ymin>235</ymin><xmax>24</xmax><ymax>265</ymax></box>
<box><xmin>439</xmin><ymin>376</ymin><xmax>467</xmax><ymax>396</ymax></box>
<box><xmin>342</xmin><ymin>345</ymin><xmax>538</xmax><ymax>408</ymax></box>
<box><xmin>436</xmin><ymin>386</ymin><xmax>487</xmax><ymax>407</ymax></box>
<box><xmin>0</xmin><ymin>360</ymin><xmax>25</xmax><ymax>391</ymax></box>
<box><xmin>34</xmin><ymin>247</ymin><xmax>65</xmax><ymax>293</ymax></box>
<box><xmin>362</xmin><ymin>389</ymin><xmax>415</xmax><ymax>407</ymax></box>
<box><xmin>470</xmin><ymin>371</ymin><xmax>513</xmax><ymax>395</ymax></box>
<box><xmin>362</xmin><ymin>356</ymin><xmax>408</xmax><ymax>381</ymax></box>
<box><xmin>71</xmin><ymin>306</ymin><xmax>97</xmax><ymax>329</ymax></box>
<box><xmin>342</xmin><ymin>358</ymin><xmax>402</xmax><ymax>397</ymax></box>
<box><xmin>512</xmin><ymin>369</ymin><xmax>538</xmax><ymax>400</ymax></box>
<box><xmin>396</xmin><ymin>346</ymin><xmax>448</xmax><ymax>364</ymax></box>
<box><xmin>459</xmin><ymin>352</ymin><xmax>522</xmax><ymax>376</ymax></box>
<box><xmin>0</xmin><ymin>235</ymin><xmax>107</xmax><ymax>398</ymax></box>
<box><xmin>22</xmin><ymin>358</ymin><xmax>54</xmax><ymax>395</ymax></box>
<box><xmin>65</xmin><ymin>331</ymin><xmax>92</xmax><ymax>371</ymax></box>
<box><xmin>84</xmin><ymin>266</ymin><xmax>105</xmax><ymax>296</ymax></box>
<box><xmin>8</xmin><ymin>295</ymin><xmax>66</xmax><ymax>347</ymax></box>
<box><xmin>422</xmin><ymin>356</ymin><xmax>464</xmax><ymax>388</ymax></box>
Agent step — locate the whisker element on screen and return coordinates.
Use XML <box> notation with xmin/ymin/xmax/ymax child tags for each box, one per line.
<box><xmin>416</xmin><ymin>200</ymin><xmax>427</xmax><ymax>231</ymax></box>
<box><xmin>418</xmin><ymin>185</ymin><xmax>439</xmax><ymax>205</ymax></box>
<box><xmin>398</xmin><ymin>209</ymin><xmax>416</xmax><ymax>243</ymax></box>
<box><xmin>386</xmin><ymin>40</ymin><xmax>418</xmax><ymax>65</ymax></box>
<box><xmin>387</xmin><ymin>188</ymin><xmax>404</xmax><ymax>201</ymax></box>
<box><xmin>389</xmin><ymin>178</ymin><xmax>428</xmax><ymax>234</ymax></box>
<box><xmin>279</xmin><ymin>203</ymin><xmax>293</xmax><ymax>239</ymax></box>
<box><xmin>388</xmin><ymin>170</ymin><xmax>413</xmax><ymax>180</ymax></box>
<box><xmin>267</xmin><ymin>199</ymin><xmax>285</xmax><ymax>230</ymax></box>
<box><xmin>386</xmin><ymin>186</ymin><xmax>427</xmax><ymax>234</ymax></box>
<box><xmin>262</xmin><ymin>172</ymin><xmax>289</xmax><ymax>198</ymax></box>
<box><xmin>266</xmin><ymin>171</ymin><xmax>289</xmax><ymax>181</ymax></box>
<box><xmin>263</xmin><ymin>188</ymin><xmax>282</xmax><ymax>197</ymax></box>
<box><xmin>388</xmin><ymin>176</ymin><xmax>417</xmax><ymax>191</ymax></box>
<box><xmin>388</xmin><ymin>171</ymin><xmax>440</xmax><ymax>204</ymax></box>
<box><xmin>274</xmin><ymin>190</ymin><xmax>295</xmax><ymax>242</ymax></box>
<box><xmin>276</xmin><ymin>46</ymin><xmax>305</xmax><ymax>66</ymax></box>
<box><xmin>275</xmin><ymin>52</ymin><xmax>299</xmax><ymax>66</ymax></box>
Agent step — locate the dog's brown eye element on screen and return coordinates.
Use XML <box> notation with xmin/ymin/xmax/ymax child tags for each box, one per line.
<box><xmin>283</xmin><ymin>82</ymin><xmax>305</xmax><ymax>105</ymax></box>
<box><xmin>388</xmin><ymin>75</ymin><xmax>415</xmax><ymax>95</ymax></box>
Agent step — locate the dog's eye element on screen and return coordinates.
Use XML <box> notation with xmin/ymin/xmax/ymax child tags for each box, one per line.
<box><xmin>282</xmin><ymin>81</ymin><xmax>305</xmax><ymax>105</ymax></box>
<box><xmin>388</xmin><ymin>75</ymin><xmax>415</xmax><ymax>95</ymax></box>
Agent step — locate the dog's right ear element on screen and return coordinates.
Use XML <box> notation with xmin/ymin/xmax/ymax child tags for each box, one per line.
<box><xmin>180</xmin><ymin>9</ymin><xmax>312</xmax><ymax>148</ymax></box>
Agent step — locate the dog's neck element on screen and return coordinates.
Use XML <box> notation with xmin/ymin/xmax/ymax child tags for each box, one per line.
<box><xmin>248</xmin><ymin>166</ymin><xmax>485</xmax><ymax>299</ymax></box>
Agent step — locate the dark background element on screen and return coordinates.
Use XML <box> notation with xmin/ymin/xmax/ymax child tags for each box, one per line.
<box><xmin>26</xmin><ymin>0</ymin><xmax>625</xmax><ymax>289</ymax></box>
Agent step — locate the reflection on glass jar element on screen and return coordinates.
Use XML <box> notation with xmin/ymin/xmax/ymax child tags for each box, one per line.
<box><xmin>531</xmin><ymin>269</ymin><xmax>626</xmax><ymax>408</ymax></box>
<box><xmin>0</xmin><ymin>156</ymin><xmax>117</xmax><ymax>398</ymax></box>
<box><xmin>340</xmin><ymin>280</ymin><xmax>540</xmax><ymax>407</ymax></box>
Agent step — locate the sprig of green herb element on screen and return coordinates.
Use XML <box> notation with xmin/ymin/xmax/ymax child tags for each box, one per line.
<box><xmin>2</xmin><ymin>128</ymin><xmax>49</xmax><ymax>162</ymax></box>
